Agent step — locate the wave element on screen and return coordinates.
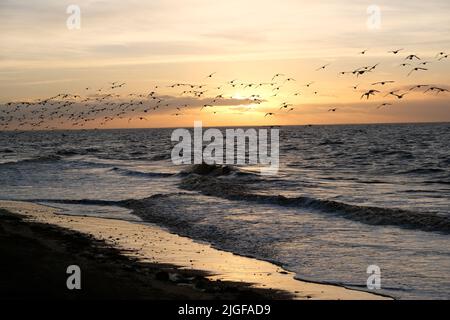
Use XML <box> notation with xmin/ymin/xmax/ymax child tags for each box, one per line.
<box><xmin>356</xmin><ymin>179</ymin><xmax>387</xmax><ymax>184</ymax></box>
<box><xmin>398</xmin><ymin>168</ymin><xmax>445</xmax><ymax>175</ymax></box>
<box><xmin>424</xmin><ymin>180</ymin><xmax>450</xmax><ymax>185</ymax></box>
<box><xmin>56</xmin><ymin>147</ymin><xmax>101</xmax><ymax>157</ymax></box>
<box><xmin>178</xmin><ymin>163</ymin><xmax>258</xmax><ymax>178</ymax></box>
<box><xmin>74</xmin><ymin>151</ymin><xmax>171</xmax><ymax>162</ymax></box>
<box><xmin>319</xmin><ymin>139</ymin><xmax>344</xmax><ymax>146</ymax></box>
<box><xmin>0</xmin><ymin>155</ymin><xmax>62</xmax><ymax>166</ymax></box>
<box><xmin>370</xmin><ymin>149</ymin><xmax>414</xmax><ymax>157</ymax></box>
<box><xmin>179</xmin><ymin>174</ymin><xmax>450</xmax><ymax>234</ymax></box>
<box><xmin>110</xmin><ymin>167</ymin><xmax>174</xmax><ymax>178</ymax></box>
<box><xmin>52</xmin><ymin>148</ymin><xmax>169</xmax><ymax>161</ymax></box>
<box><xmin>56</xmin><ymin>149</ymin><xmax>82</xmax><ymax>156</ymax></box>
<box><xmin>281</xmin><ymin>145</ymin><xmax>300</xmax><ymax>151</ymax></box>
<box><xmin>32</xmin><ymin>199</ymin><xmax>119</xmax><ymax>206</ymax></box>
<box><xmin>149</xmin><ymin>153</ymin><xmax>172</xmax><ymax>161</ymax></box>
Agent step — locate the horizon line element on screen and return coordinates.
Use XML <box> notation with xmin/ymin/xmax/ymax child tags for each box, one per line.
<box><xmin>1</xmin><ymin>120</ymin><xmax>449</xmax><ymax>133</ymax></box>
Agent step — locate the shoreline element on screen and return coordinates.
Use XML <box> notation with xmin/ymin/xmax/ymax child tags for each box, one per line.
<box><xmin>0</xmin><ymin>200</ymin><xmax>389</xmax><ymax>300</ymax></box>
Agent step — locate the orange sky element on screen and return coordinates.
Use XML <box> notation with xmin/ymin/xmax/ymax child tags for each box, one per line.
<box><xmin>1</xmin><ymin>0</ymin><xmax>449</xmax><ymax>130</ymax></box>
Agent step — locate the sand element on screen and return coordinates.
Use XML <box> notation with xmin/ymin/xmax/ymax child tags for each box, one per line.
<box><xmin>0</xmin><ymin>200</ymin><xmax>389</xmax><ymax>300</ymax></box>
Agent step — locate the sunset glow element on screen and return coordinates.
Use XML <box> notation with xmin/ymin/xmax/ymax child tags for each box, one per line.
<box><xmin>1</xmin><ymin>0</ymin><xmax>449</xmax><ymax>129</ymax></box>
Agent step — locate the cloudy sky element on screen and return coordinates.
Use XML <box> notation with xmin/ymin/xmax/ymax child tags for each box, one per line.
<box><xmin>1</xmin><ymin>0</ymin><xmax>449</xmax><ymax>128</ymax></box>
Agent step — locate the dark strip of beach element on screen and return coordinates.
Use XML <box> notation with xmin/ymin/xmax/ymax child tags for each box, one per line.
<box><xmin>0</xmin><ymin>208</ymin><xmax>287</xmax><ymax>300</ymax></box>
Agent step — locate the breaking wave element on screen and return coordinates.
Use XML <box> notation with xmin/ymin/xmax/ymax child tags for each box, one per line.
<box><xmin>179</xmin><ymin>173</ymin><xmax>450</xmax><ymax>234</ymax></box>
<box><xmin>399</xmin><ymin>168</ymin><xmax>446</xmax><ymax>175</ymax></box>
<box><xmin>0</xmin><ymin>155</ymin><xmax>62</xmax><ymax>166</ymax></box>
<box><xmin>178</xmin><ymin>163</ymin><xmax>251</xmax><ymax>176</ymax></box>
<box><xmin>109</xmin><ymin>167</ymin><xmax>174</xmax><ymax>178</ymax></box>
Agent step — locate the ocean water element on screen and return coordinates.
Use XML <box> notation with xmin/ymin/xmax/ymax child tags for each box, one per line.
<box><xmin>0</xmin><ymin>123</ymin><xmax>449</xmax><ymax>299</ymax></box>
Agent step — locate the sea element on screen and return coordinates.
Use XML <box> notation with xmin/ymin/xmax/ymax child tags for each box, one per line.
<box><xmin>0</xmin><ymin>122</ymin><xmax>449</xmax><ymax>299</ymax></box>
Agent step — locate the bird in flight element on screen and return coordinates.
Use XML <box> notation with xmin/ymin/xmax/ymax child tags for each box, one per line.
<box><xmin>272</xmin><ymin>74</ymin><xmax>285</xmax><ymax>81</ymax></box>
<box><xmin>388</xmin><ymin>49</ymin><xmax>403</xmax><ymax>54</ymax></box>
<box><xmin>5</xmin><ymin>45</ymin><xmax>448</xmax><ymax>131</ymax></box>
<box><xmin>353</xmin><ymin>65</ymin><xmax>377</xmax><ymax>77</ymax></box>
<box><xmin>201</xmin><ymin>104</ymin><xmax>213</xmax><ymax>110</ymax></box>
<box><xmin>393</xmin><ymin>92</ymin><xmax>409</xmax><ymax>99</ymax></box>
<box><xmin>355</xmin><ymin>69</ymin><xmax>371</xmax><ymax>77</ymax></box>
<box><xmin>284</xmin><ymin>78</ymin><xmax>296</xmax><ymax>84</ymax></box>
<box><xmin>272</xmin><ymin>86</ymin><xmax>282</xmax><ymax>92</ymax></box>
<box><xmin>405</xmin><ymin>54</ymin><xmax>420</xmax><ymax>60</ymax></box>
<box><xmin>425</xmin><ymin>87</ymin><xmax>449</xmax><ymax>94</ymax></box>
<box><xmin>368</xmin><ymin>63</ymin><xmax>379</xmax><ymax>71</ymax></box>
<box><xmin>408</xmin><ymin>85</ymin><xmax>429</xmax><ymax>91</ymax></box>
<box><xmin>372</xmin><ymin>81</ymin><xmax>395</xmax><ymax>86</ymax></box>
<box><xmin>385</xmin><ymin>90</ymin><xmax>400</xmax><ymax>97</ymax></box>
<box><xmin>377</xmin><ymin>103</ymin><xmax>392</xmax><ymax>109</ymax></box>
<box><xmin>408</xmin><ymin>67</ymin><xmax>428</xmax><ymax>76</ymax></box>
<box><xmin>315</xmin><ymin>64</ymin><xmax>330</xmax><ymax>71</ymax></box>
<box><xmin>361</xmin><ymin>90</ymin><xmax>380</xmax><ymax>100</ymax></box>
<box><xmin>279</xmin><ymin>103</ymin><xmax>293</xmax><ymax>110</ymax></box>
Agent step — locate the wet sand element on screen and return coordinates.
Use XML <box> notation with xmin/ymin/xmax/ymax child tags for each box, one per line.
<box><xmin>0</xmin><ymin>200</ymin><xmax>389</xmax><ymax>300</ymax></box>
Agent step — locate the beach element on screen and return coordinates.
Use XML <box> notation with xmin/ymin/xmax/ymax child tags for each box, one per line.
<box><xmin>1</xmin><ymin>0</ymin><xmax>450</xmax><ymax>305</ymax></box>
<box><xmin>0</xmin><ymin>200</ymin><xmax>387</xmax><ymax>300</ymax></box>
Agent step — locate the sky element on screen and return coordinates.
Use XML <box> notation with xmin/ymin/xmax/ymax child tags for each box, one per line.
<box><xmin>0</xmin><ymin>0</ymin><xmax>450</xmax><ymax>129</ymax></box>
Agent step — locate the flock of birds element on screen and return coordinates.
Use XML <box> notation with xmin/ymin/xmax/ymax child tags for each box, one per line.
<box><xmin>0</xmin><ymin>49</ymin><xmax>448</xmax><ymax>130</ymax></box>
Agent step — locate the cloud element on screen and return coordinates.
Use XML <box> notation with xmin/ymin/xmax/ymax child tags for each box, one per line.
<box><xmin>88</xmin><ymin>41</ymin><xmax>226</xmax><ymax>58</ymax></box>
<box><xmin>1</xmin><ymin>0</ymin><xmax>450</xmax><ymax>128</ymax></box>
<box><xmin>202</xmin><ymin>30</ymin><xmax>268</xmax><ymax>44</ymax></box>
